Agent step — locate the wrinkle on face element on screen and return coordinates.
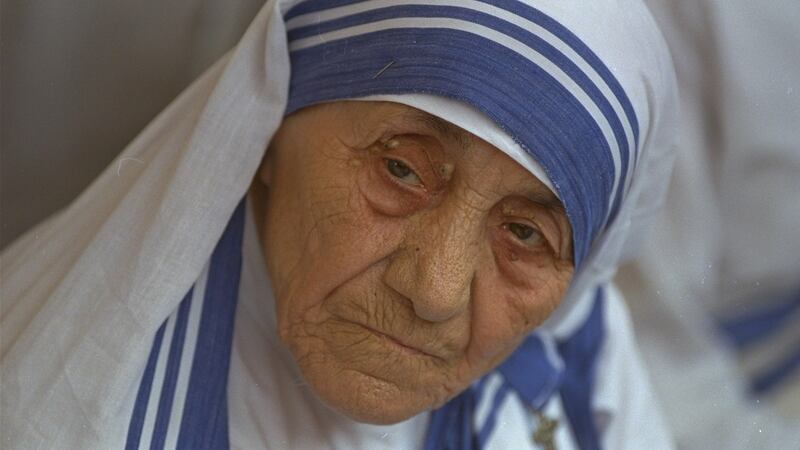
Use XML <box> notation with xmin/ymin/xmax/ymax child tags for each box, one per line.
<box><xmin>252</xmin><ymin>101</ymin><xmax>573</xmax><ymax>424</ymax></box>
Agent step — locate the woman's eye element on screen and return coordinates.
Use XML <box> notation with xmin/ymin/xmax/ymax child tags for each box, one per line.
<box><xmin>505</xmin><ymin>222</ymin><xmax>543</xmax><ymax>245</ymax></box>
<box><xmin>386</xmin><ymin>159</ymin><xmax>422</xmax><ymax>185</ymax></box>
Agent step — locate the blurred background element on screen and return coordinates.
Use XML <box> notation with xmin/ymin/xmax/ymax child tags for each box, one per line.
<box><xmin>2</xmin><ymin>0</ymin><xmax>798</xmax><ymax>448</ymax></box>
<box><xmin>615</xmin><ymin>3</ymin><xmax>800</xmax><ymax>447</ymax></box>
<box><xmin>1</xmin><ymin>0</ymin><xmax>263</xmax><ymax>247</ymax></box>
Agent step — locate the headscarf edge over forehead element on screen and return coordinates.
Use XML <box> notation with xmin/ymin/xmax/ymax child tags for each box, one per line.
<box><xmin>0</xmin><ymin>0</ymin><xmax>676</xmax><ymax>447</ymax></box>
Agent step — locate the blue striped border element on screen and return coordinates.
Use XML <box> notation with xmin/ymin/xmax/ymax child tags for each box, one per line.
<box><xmin>478</xmin><ymin>0</ymin><xmax>640</xmax><ymax>147</ymax></box>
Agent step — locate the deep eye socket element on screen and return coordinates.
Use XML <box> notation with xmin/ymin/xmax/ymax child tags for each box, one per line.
<box><xmin>385</xmin><ymin>158</ymin><xmax>422</xmax><ymax>186</ymax></box>
<box><xmin>503</xmin><ymin>222</ymin><xmax>544</xmax><ymax>247</ymax></box>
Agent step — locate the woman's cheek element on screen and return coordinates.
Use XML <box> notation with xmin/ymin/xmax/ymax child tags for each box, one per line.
<box><xmin>467</xmin><ymin>275</ymin><xmax>564</xmax><ymax>370</ymax></box>
<box><xmin>467</xmin><ymin>275</ymin><xmax>532</xmax><ymax>364</ymax></box>
<box><xmin>486</xmin><ymin>228</ymin><xmax>573</xmax><ymax>329</ymax></box>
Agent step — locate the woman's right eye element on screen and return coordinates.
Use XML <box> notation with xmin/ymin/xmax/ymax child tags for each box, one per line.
<box><xmin>503</xmin><ymin>222</ymin><xmax>545</xmax><ymax>247</ymax></box>
<box><xmin>385</xmin><ymin>158</ymin><xmax>422</xmax><ymax>186</ymax></box>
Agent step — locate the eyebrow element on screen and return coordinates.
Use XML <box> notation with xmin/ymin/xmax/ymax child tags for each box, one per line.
<box><xmin>395</xmin><ymin>109</ymin><xmax>473</xmax><ymax>152</ymax></box>
<box><xmin>526</xmin><ymin>189</ymin><xmax>564</xmax><ymax>210</ymax></box>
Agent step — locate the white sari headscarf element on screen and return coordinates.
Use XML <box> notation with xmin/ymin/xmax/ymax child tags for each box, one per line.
<box><xmin>1</xmin><ymin>0</ymin><xmax>677</xmax><ymax>449</ymax></box>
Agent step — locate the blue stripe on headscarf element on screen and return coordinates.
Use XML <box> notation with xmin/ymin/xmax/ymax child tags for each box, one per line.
<box><xmin>287</xmin><ymin>26</ymin><xmax>613</xmax><ymax>266</ymax></box>
<box><xmin>478</xmin><ymin>0</ymin><xmax>640</xmax><ymax>147</ymax></box>
<box><xmin>284</xmin><ymin>0</ymin><xmax>356</xmax><ymax>20</ymax></box>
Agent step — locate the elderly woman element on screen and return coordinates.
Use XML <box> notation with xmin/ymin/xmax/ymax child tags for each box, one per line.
<box><xmin>0</xmin><ymin>0</ymin><xmax>677</xmax><ymax>449</ymax></box>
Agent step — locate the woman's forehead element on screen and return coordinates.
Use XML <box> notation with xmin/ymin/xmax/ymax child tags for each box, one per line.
<box><xmin>291</xmin><ymin>100</ymin><xmax>560</xmax><ymax>206</ymax></box>
<box><xmin>379</xmin><ymin>104</ymin><xmax>561</xmax><ymax>206</ymax></box>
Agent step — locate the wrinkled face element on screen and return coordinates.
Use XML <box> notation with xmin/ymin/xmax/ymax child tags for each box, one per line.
<box><xmin>253</xmin><ymin>101</ymin><xmax>573</xmax><ymax>424</ymax></box>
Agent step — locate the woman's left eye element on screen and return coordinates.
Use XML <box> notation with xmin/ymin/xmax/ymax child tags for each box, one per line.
<box><xmin>504</xmin><ymin>222</ymin><xmax>543</xmax><ymax>246</ymax></box>
<box><xmin>386</xmin><ymin>159</ymin><xmax>422</xmax><ymax>186</ymax></box>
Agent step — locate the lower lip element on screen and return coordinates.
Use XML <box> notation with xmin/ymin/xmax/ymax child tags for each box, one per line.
<box><xmin>356</xmin><ymin>323</ymin><xmax>433</xmax><ymax>358</ymax></box>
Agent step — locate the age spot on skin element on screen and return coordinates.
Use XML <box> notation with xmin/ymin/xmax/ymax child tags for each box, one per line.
<box><xmin>439</xmin><ymin>162</ymin><xmax>455</xmax><ymax>181</ymax></box>
<box><xmin>382</xmin><ymin>137</ymin><xmax>401</xmax><ymax>149</ymax></box>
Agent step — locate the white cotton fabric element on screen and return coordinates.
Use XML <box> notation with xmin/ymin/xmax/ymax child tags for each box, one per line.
<box><xmin>1</xmin><ymin>0</ymin><xmax>677</xmax><ymax>448</ymax></box>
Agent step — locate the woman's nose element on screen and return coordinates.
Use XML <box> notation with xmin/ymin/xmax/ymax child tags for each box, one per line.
<box><xmin>383</xmin><ymin>202</ymin><xmax>483</xmax><ymax>322</ymax></box>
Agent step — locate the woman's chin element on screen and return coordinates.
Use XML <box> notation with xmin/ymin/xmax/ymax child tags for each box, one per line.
<box><xmin>331</xmin><ymin>398</ymin><xmax>423</xmax><ymax>426</ymax></box>
<box><xmin>298</xmin><ymin>362</ymin><xmax>449</xmax><ymax>425</ymax></box>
